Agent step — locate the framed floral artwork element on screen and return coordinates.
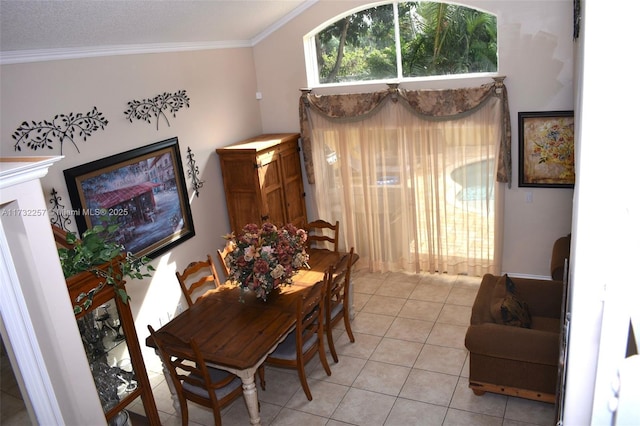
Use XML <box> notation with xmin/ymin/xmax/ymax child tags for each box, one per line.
<box><xmin>518</xmin><ymin>111</ymin><xmax>575</xmax><ymax>188</ymax></box>
<box><xmin>64</xmin><ymin>137</ymin><xmax>195</xmax><ymax>258</ymax></box>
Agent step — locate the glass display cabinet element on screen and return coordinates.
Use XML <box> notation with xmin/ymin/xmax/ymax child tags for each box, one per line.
<box><xmin>66</xmin><ymin>261</ymin><xmax>160</xmax><ymax>425</ymax></box>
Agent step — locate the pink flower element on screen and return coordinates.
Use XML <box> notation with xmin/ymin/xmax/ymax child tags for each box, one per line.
<box><xmin>254</xmin><ymin>258</ymin><xmax>269</xmax><ymax>274</ymax></box>
<box><xmin>243</xmin><ymin>223</ymin><xmax>260</xmax><ymax>234</ymax></box>
<box><xmin>244</xmin><ymin>246</ymin><xmax>258</xmax><ymax>261</ymax></box>
<box><xmin>261</xmin><ymin>222</ymin><xmax>276</xmax><ymax>233</ymax></box>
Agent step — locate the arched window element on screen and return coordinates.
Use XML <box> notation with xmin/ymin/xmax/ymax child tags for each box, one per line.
<box><xmin>304</xmin><ymin>1</ymin><xmax>497</xmax><ymax>86</ymax></box>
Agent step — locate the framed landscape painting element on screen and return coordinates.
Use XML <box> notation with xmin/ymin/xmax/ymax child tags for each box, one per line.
<box><xmin>64</xmin><ymin>137</ymin><xmax>195</xmax><ymax>258</ymax></box>
<box><xmin>518</xmin><ymin>111</ymin><xmax>575</xmax><ymax>188</ymax></box>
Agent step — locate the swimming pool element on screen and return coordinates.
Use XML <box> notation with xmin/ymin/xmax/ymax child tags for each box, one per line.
<box><xmin>450</xmin><ymin>158</ymin><xmax>495</xmax><ymax>201</ymax></box>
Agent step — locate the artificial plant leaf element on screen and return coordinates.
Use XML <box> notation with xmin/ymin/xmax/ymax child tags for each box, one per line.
<box><xmin>116</xmin><ymin>287</ymin><xmax>130</xmax><ymax>304</ymax></box>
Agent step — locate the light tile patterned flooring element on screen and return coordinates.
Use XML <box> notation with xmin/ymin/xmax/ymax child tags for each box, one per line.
<box><xmin>130</xmin><ymin>270</ymin><xmax>556</xmax><ymax>426</ymax></box>
<box><xmin>1</xmin><ymin>340</ymin><xmax>30</xmax><ymax>425</ymax></box>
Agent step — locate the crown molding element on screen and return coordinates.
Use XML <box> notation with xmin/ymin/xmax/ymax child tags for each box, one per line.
<box><xmin>0</xmin><ymin>40</ymin><xmax>252</xmax><ymax>65</ymax></box>
<box><xmin>252</xmin><ymin>0</ymin><xmax>318</xmax><ymax>45</ymax></box>
<box><xmin>0</xmin><ymin>0</ymin><xmax>319</xmax><ymax>65</ymax></box>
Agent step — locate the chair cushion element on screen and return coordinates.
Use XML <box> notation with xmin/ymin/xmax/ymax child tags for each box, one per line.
<box><xmin>490</xmin><ymin>275</ymin><xmax>532</xmax><ymax>328</ymax></box>
<box><xmin>269</xmin><ymin>331</ymin><xmax>318</xmax><ymax>361</ymax></box>
<box><xmin>330</xmin><ymin>302</ymin><xmax>344</xmax><ymax>321</ymax></box>
<box><xmin>183</xmin><ymin>367</ymin><xmax>241</xmax><ymax>399</ymax></box>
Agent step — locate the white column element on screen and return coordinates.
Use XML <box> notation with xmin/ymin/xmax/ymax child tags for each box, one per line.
<box><xmin>0</xmin><ymin>157</ymin><xmax>106</xmax><ymax>425</ymax></box>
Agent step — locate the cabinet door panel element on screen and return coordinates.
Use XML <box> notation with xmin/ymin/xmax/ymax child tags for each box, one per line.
<box><xmin>77</xmin><ymin>300</ymin><xmax>138</xmax><ymax>414</ymax></box>
<box><xmin>220</xmin><ymin>158</ymin><xmax>258</xmax><ymax>191</ymax></box>
<box><xmin>220</xmin><ymin>157</ymin><xmax>264</xmax><ymax>235</ymax></box>
<box><xmin>264</xmin><ymin>187</ymin><xmax>286</xmax><ymax>226</ymax></box>
<box><xmin>280</xmin><ymin>147</ymin><xmax>307</xmax><ymax>229</ymax></box>
<box><xmin>259</xmin><ymin>158</ymin><xmax>286</xmax><ymax>226</ymax></box>
<box><xmin>230</xmin><ymin>192</ymin><xmax>262</xmax><ymax>233</ymax></box>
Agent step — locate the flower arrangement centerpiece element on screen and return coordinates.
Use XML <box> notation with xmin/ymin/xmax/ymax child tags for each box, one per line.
<box><xmin>223</xmin><ymin>222</ymin><xmax>309</xmax><ymax>301</ymax></box>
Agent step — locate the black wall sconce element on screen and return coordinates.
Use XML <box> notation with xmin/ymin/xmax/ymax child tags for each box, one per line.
<box><xmin>186</xmin><ymin>147</ymin><xmax>204</xmax><ymax>197</ymax></box>
<box><xmin>49</xmin><ymin>187</ymin><xmax>73</xmax><ymax>232</ymax></box>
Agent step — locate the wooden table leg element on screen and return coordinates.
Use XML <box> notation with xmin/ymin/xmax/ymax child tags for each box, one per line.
<box><xmin>157</xmin><ymin>349</ymin><xmax>262</xmax><ymax>424</ymax></box>
<box><xmin>155</xmin><ymin>349</ymin><xmax>181</xmax><ymax>414</ymax></box>
<box><xmin>239</xmin><ymin>374</ymin><xmax>261</xmax><ymax>425</ymax></box>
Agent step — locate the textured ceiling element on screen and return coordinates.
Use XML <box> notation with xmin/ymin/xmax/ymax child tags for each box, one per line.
<box><xmin>0</xmin><ymin>0</ymin><xmax>312</xmax><ymax>53</ymax></box>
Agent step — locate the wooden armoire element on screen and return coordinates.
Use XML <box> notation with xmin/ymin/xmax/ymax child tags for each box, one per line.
<box><xmin>216</xmin><ymin>133</ymin><xmax>307</xmax><ymax>236</ymax></box>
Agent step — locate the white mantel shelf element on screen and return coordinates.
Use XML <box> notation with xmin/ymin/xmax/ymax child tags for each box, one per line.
<box><xmin>0</xmin><ymin>156</ymin><xmax>63</xmax><ymax>189</ymax></box>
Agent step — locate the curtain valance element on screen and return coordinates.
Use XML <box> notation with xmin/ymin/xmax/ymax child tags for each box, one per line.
<box><xmin>299</xmin><ymin>77</ymin><xmax>511</xmax><ymax>186</ymax></box>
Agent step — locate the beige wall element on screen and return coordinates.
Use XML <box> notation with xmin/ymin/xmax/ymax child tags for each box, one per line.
<box><xmin>1</xmin><ymin>48</ymin><xmax>263</xmax><ymax>368</ymax></box>
<box><xmin>254</xmin><ymin>0</ymin><xmax>575</xmax><ymax>278</ymax></box>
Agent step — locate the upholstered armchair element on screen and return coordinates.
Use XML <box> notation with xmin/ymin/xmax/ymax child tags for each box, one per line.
<box><xmin>464</xmin><ymin>235</ymin><xmax>570</xmax><ymax>403</ymax></box>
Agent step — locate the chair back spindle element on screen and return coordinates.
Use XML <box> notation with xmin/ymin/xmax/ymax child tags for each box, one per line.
<box><xmin>304</xmin><ymin>219</ymin><xmax>339</xmax><ymax>252</ymax></box>
<box><xmin>175</xmin><ymin>254</ymin><xmax>222</xmax><ymax>307</ymax></box>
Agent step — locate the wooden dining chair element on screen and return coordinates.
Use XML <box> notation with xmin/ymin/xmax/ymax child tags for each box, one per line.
<box><xmin>175</xmin><ymin>254</ymin><xmax>222</xmax><ymax>307</ymax></box>
<box><xmin>216</xmin><ymin>242</ymin><xmax>234</xmax><ymax>279</ymax></box>
<box><xmin>304</xmin><ymin>219</ymin><xmax>340</xmax><ymax>252</ymax></box>
<box><xmin>147</xmin><ymin>325</ymin><xmax>244</xmax><ymax>426</ymax></box>
<box><xmin>258</xmin><ymin>275</ymin><xmax>332</xmax><ymax>400</ymax></box>
<box><xmin>325</xmin><ymin>247</ymin><xmax>356</xmax><ymax>363</ymax></box>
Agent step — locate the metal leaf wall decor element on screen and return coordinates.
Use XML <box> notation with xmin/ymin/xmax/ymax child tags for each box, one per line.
<box><xmin>124</xmin><ymin>90</ymin><xmax>190</xmax><ymax>130</ymax></box>
<box><xmin>12</xmin><ymin>107</ymin><xmax>108</xmax><ymax>154</ymax></box>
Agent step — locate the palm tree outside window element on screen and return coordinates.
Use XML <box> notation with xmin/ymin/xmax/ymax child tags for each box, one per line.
<box><xmin>306</xmin><ymin>1</ymin><xmax>497</xmax><ymax>86</ymax></box>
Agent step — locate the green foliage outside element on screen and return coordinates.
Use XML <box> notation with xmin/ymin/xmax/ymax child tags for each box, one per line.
<box><xmin>315</xmin><ymin>2</ymin><xmax>497</xmax><ymax>84</ymax></box>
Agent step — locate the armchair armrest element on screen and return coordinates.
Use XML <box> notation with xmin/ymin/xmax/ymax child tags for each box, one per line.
<box><xmin>465</xmin><ymin>323</ymin><xmax>560</xmax><ymax>366</ymax></box>
<box><xmin>550</xmin><ymin>234</ymin><xmax>571</xmax><ymax>281</ymax></box>
<box><xmin>470</xmin><ymin>274</ymin><xmax>501</xmax><ymax>325</ymax></box>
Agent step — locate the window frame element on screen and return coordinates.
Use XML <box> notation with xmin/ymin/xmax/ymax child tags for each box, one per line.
<box><xmin>303</xmin><ymin>1</ymin><xmax>499</xmax><ymax>88</ymax></box>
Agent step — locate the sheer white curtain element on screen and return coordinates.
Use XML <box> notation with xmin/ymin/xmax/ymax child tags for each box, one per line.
<box><xmin>308</xmin><ymin>94</ymin><xmax>504</xmax><ymax>276</ymax></box>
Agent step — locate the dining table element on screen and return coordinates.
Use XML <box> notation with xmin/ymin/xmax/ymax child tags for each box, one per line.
<box><xmin>145</xmin><ymin>248</ymin><xmax>357</xmax><ymax>425</ymax></box>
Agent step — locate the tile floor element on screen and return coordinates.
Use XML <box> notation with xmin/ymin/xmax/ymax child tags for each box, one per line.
<box><xmin>1</xmin><ymin>340</ymin><xmax>30</xmax><ymax>425</ymax></box>
<box><xmin>129</xmin><ymin>270</ymin><xmax>557</xmax><ymax>425</ymax></box>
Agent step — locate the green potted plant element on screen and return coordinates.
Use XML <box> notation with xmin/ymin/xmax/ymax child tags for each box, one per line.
<box><xmin>57</xmin><ymin>220</ymin><xmax>154</xmax><ymax>314</ymax></box>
